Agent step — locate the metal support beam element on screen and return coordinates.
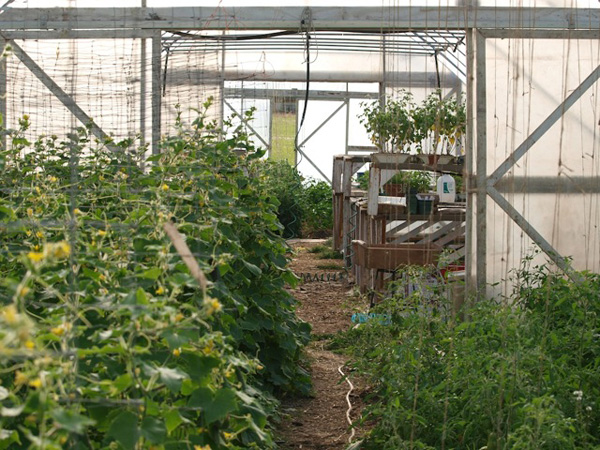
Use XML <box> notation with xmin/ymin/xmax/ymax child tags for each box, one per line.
<box><xmin>10</xmin><ymin>40</ymin><xmax>116</xmax><ymax>150</ymax></box>
<box><xmin>151</xmin><ymin>30</ymin><xmax>161</xmax><ymax>155</ymax></box>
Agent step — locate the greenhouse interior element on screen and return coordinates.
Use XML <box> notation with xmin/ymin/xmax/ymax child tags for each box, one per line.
<box><xmin>1</xmin><ymin>1</ymin><xmax>600</xmax><ymax>449</ymax></box>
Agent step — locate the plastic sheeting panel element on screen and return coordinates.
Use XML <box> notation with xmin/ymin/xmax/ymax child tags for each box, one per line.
<box><xmin>478</xmin><ymin>35</ymin><xmax>600</xmax><ymax>297</ymax></box>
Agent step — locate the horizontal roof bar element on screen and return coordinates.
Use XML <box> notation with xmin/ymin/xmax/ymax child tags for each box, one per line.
<box><xmin>1</xmin><ymin>7</ymin><xmax>599</xmax><ymax>32</ymax></box>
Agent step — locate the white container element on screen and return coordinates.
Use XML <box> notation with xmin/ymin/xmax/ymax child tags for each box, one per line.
<box><xmin>437</xmin><ymin>174</ymin><xmax>456</xmax><ymax>203</ymax></box>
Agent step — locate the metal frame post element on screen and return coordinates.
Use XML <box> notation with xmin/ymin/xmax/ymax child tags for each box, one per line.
<box><xmin>151</xmin><ymin>30</ymin><xmax>161</xmax><ymax>155</ymax></box>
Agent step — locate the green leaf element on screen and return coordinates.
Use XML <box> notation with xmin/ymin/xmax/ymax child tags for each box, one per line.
<box><xmin>0</xmin><ymin>387</ymin><xmax>8</xmax><ymax>401</ymax></box>
<box><xmin>50</xmin><ymin>408</ymin><xmax>96</xmax><ymax>434</ymax></box>
<box><xmin>157</xmin><ymin>367</ymin><xmax>188</xmax><ymax>393</ymax></box>
<box><xmin>243</xmin><ymin>260</ymin><xmax>262</xmax><ymax>276</ymax></box>
<box><xmin>188</xmin><ymin>387</ymin><xmax>238</xmax><ymax>424</ymax></box>
<box><xmin>141</xmin><ymin>267</ymin><xmax>162</xmax><ymax>280</ymax></box>
<box><xmin>135</xmin><ymin>287</ymin><xmax>149</xmax><ymax>305</ymax></box>
<box><xmin>82</xmin><ymin>267</ymin><xmax>101</xmax><ymax>281</ymax></box>
<box><xmin>164</xmin><ymin>409</ymin><xmax>185</xmax><ymax>434</ymax></box>
<box><xmin>113</xmin><ymin>373</ymin><xmax>133</xmax><ymax>392</ymax></box>
<box><xmin>0</xmin><ymin>206</ymin><xmax>16</xmax><ymax>221</ymax></box>
<box><xmin>107</xmin><ymin>411</ymin><xmax>139</xmax><ymax>450</ymax></box>
<box><xmin>140</xmin><ymin>416</ymin><xmax>166</xmax><ymax>444</ymax></box>
<box><xmin>0</xmin><ymin>429</ymin><xmax>20</xmax><ymax>450</ymax></box>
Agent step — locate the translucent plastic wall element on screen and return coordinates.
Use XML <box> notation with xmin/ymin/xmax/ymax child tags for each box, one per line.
<box><xmin>477</xmin><ymin>34</ymin><xmax>600</xmax><ymax>297</ymax></box>
<box><xmin>162</xmin><ymin>45</ymin><xmax>222</xmax><ymax>130</ymax></box>
<box><xmin>6</xmin><ymin>39</ymin><xmax>148</xmax><ymax>142</ymax></box>
<box><xmin>4</xmin><ymin>38</ymin><xmax>222</xmax><ymax>149</ymax></box>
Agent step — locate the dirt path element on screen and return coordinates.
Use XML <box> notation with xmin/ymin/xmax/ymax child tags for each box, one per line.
<box><xmin>277</xmin><ymin>240</ymin><xmax>367</xmax><ymax>450</ymax></box>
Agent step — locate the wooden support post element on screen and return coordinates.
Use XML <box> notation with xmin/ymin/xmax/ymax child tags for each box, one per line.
<box><xmin>465</xmin><ymin>28</ymin><xmax>475</xmax><ymax>299</ymax></box>
<box><xmin>475</xmin><ymin>30</ymin><xmax>487</xmax><ymax>299</ymax></box>
<box><xmin>332</xmin><ymin>156</ymin><xmax>344</xmax><ymax>250</ymax></box>
<box><xmin>367</xmin><ymin>167</ymin><xmax>380</xmax><ymax>216</ymax></box>
<box><xmin>342</xmin><ymin>156</ymin><xmax>353</xmax><ymax>266</ymax></box>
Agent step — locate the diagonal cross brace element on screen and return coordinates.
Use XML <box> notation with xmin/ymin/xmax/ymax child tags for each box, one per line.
<box><xmin>223</xmin><ymin>98</ymin><xmax>270</xmax><ymax>150</ymax></box>
<box><xmin>10</xmin><ymin>40</ymin><xmax>118</xmax><ymax>151</ymax></box>
<box><xmin>298</xmin><ymin>100</ymin><xmax>346</xmax><ymax>148</ymax></box>
<box><xmin>487</xmin><ymin>186</ymin><xmax>580</xmax><ymax>281</ymax></box>
<box><xmin>488</xmin><ymin>63</ymin><xmax>600</xmax><ymax>187</ymax></box>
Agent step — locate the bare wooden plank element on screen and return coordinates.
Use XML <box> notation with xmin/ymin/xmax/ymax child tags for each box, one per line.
<box><xmin>367</xmin><ymin>167</ymin><xmax>380</xmax><ymax>216</ymax></box>
<box><xmin>163</xmin><ymin>221</ymin><xmax>208</xmax><ymax>296</ymax></box>
<box><xmin>386</xmin><ymin>220</ymin><xmax>411</xmax><ymax>237</ymax></box>
<box><xmin>1</xmin><ymin>7</ymin><xmax>599</xmax><ymax>31</ymax></box>
<box><xmin>341</xmin><ymin>157</ymin><xmax>354</xmax><ymax>263</ymax></box>
<box><xmin>391</xmin><ymin>221</ymin><xmax>434</xmax><ymax>244</ymax></box>
<box><xmin>434</xmin><ymin>224</ymin><xmax>466</xmax><ymax>247</ymax></box>
<box><xmin>416</xmin><ymin>221</ymin><xmax>459</xmax><ymax>244</ymax></box>
<box><xmin>333</xmin><ymin>193</ymin><xmax>344</xmax><ymax>251</ymax></box>
<box><xmin>332</xmin><ymin>156</ymin><xmax>344</xmax><ymax>193</ymax></box>
<box><xmin>355</xmin><ymin>241</ymin><xmax>442</xmax><ymax>270</ymax></box>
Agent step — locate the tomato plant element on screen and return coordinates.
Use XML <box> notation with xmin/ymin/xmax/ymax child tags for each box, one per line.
<box><xmin>334</xmin><ymin>263</ymin><xmax>600</xmax><ymax>449</ymax></box>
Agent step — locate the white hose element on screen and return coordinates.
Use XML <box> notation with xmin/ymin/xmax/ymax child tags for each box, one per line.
<box><xmin>338</xmin><ymin>365</ymin><xmax>356</xmax><ymax>443</ymax></box>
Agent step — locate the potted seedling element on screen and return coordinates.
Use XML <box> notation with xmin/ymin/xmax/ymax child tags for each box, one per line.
<box><xmin>412</xmin><ymin>90</ymin><xmax>466</xmax><ymax>164</ymax></box>
<box><xmin>359</xmin><ymin>90</ymin><xmax>416</xmax><ymax>158</ymax></box>
<box><xmin>404</xmin><ymin>171</ymin><xmax>433</xmax><ymax>214</ymax></box>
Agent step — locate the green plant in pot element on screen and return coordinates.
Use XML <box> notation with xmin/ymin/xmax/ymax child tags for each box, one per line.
<box><xmin>412</xmin><ymin>90</ymin><xmax>466</xmax><ymax>159</ymax></box>
<box><xmin>359</xmin><ymin>90</ymin><xmax>416</xmax><ymax>154</ymax></box>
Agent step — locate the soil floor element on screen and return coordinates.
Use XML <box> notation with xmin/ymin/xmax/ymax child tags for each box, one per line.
<box><xmin>277</xmin><ymin>240</ymin><xmax>369</xmax><ymax>450</ymax></box>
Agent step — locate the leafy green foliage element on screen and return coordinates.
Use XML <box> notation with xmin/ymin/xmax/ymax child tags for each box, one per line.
<box><xmin>0</xmin><ymin>105</ymin><xmax>310</xmax><ymax>449</ymax></box>
<box><xmin>359</xmin><ymin>90</ymin><xmax>415</xmax><ymax>152</ymax></box>
<box><xmin>262</xmin><ymin>161</ymin><xmax>333</xmax><ymax>238</ymax></box>
<box><xmin>262</xmin><ymin>161</ymin><xmax>304</xmax><ymax>239</ymax></box>
<box><xmin>335</xmin><ymin>263</ymin><xmax>600</xmax><ymax>449</ymax></box>
<box><xmin>301</xmin><ymin>180</ymin><xmax>333</xmax><ymax>238</ymax></box>
<box><xmin>359</xmin><ymin>90</ymin><xmax>466</xmax><ymax>154</ymax></box>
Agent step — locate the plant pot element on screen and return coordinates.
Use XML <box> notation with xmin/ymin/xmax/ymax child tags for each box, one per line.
<box><xmin>406</xmin><ymin>189</ymin><xmax>419</xmax><ymax>214</ymax></box>
<box><xmin>389</xmin><ymin>153</ymin><xmax>411</xmax><ymax>163</ymax></box>
<box><xmin>416</xmin><ymin>154</ymin><xmax>430</xmax><ymax>164</ymax></box>
<box><xmin>425</xmin><ymin>154</ymin><xmax>453</xmax><ymax>165</ymax></box>
<box><xmin>416</xmin><ymin>193</ymin><xmax>436</xmax><ymax>214</ymax></box>
<box><xmin>382</xmin><ymin>183</ymin><xmax>406</xmax><ymax>197</ymax></box>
